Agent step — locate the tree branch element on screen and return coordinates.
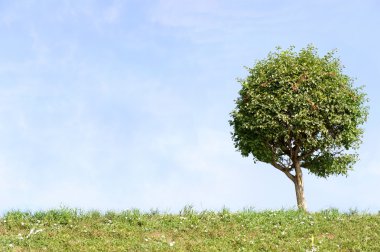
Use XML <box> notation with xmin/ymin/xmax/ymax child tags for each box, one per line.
<box><xmin>280</xmin><ymin>145</ymin><xmax>291</xmax><ymax>156</ymax></box>
<box><xmin>271</xmin><ymin>161</ymin><xmax>295</xmax><ymax>183</ymax></box>
<box><xmin>266</xmin><ymin>141</ymin><xmax>296</xmax><ymax>182</ymax></box>
<box><xmin>300</xmin><ymin>148</ymin><xmax>317</xmax><ymax>160</ymax></box>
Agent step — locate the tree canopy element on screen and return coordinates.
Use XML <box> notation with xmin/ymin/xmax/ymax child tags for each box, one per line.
<box><xmin>230</xmin><ymin>45</ymin><xmax>368</xmax><ymax>210</ymax></box>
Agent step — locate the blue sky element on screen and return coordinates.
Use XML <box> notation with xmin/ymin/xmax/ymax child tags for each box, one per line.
<box><xmin>0</xmin><ymin>0</ymin><xmax>379</xmax><ymax>213</ymax></box>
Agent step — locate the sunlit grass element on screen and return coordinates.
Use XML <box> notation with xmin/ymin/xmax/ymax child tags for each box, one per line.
<box><xmin>1</xmin><ymin>207</ymin><xmax>379</xmax><ymax>251</ymax></box>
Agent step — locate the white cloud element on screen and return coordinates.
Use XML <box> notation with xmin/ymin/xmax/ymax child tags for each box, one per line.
<box><xmin>35</xmin><ymin>181</ymin><xmax>109</xmax><ymax>210</ymax></box>
<box><xmin>147</xmin><ymin>1</ymin><xmax>283</xmax><ymax>46</ymax></box>
<box><xmin>368</xmin><ymin>162</ymin><xmax>380</xmax><ymax>176</ymax></box>
<box><xmin>150</xmin><ymin>0</ymin><xmax>219</xmax><ymax>28</ymax></box>
<box><xmin>0</xmin><ymin>158</ymin><xmax>29</xmax><ymax>192</ymax></box>
<box><xmin>174</xmin><ymin>128</ymin><xmax>233</xmax><ymax>173</ymax></box>
<box><xmin>361</xmin><ymin>148</ymin><xmax>380</xmax><ymax>176</ymax></box>
<box><xmin>103</xmin><ymin>2</ymin><xmax>121</xmax><ymax>24</ymax></box>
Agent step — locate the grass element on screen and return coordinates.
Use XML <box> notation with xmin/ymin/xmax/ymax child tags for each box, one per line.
<box><xmin>0</xmin><ymin>207</ymin><xmax>379</xmax><ymax>251</ymax></box>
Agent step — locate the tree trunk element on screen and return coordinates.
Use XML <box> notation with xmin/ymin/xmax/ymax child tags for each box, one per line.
<box><xmin>294</xmin><ymin>160</ymin><xmax>307</xmax><ymax>211</ymax></box>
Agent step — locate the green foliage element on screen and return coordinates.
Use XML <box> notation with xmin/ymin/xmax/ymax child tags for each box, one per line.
<box><xmin>0</xmin><ymin>208</ymin><xmax>379</xmax><ymax>251</ymax></box>
<box><xmin>230</xmin><ymin>45</ymin><xmax>368</xmax><ymax>177</ymax></box>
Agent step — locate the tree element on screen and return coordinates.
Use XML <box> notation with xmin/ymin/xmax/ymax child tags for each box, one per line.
<box><xmin>229</xmin><ymin>45</ymin><xmax>368</xmax><ymax>211</ymax></box>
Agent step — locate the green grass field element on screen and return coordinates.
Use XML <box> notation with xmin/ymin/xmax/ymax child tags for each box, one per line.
<box><xmin>1</xmin><ymin>207</ymin><xmax>379</xmax><ymax>251</ymax></box>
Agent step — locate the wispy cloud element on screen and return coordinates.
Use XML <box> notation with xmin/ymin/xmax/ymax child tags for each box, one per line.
<box><xmin>103</xmin><ymin>1</ymin><xmax>122</xmax><ymax>24</ymax></box>
<box><xmin>149</xmin><ymin>0</ymin><xmax>219</xmax><ymax>28</ymax></box>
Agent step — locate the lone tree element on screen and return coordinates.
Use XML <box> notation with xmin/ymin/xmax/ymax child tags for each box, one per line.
<box><xmin>230</xmin><ymin>45</ymin><xmax>368</xmax><ymax>211</ymax></box>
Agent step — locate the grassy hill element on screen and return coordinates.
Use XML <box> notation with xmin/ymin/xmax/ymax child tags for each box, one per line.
<box><xmin>1</xmin><ymin>207</ymin><xmax>379</xmax><ymax>251</ymax></box>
